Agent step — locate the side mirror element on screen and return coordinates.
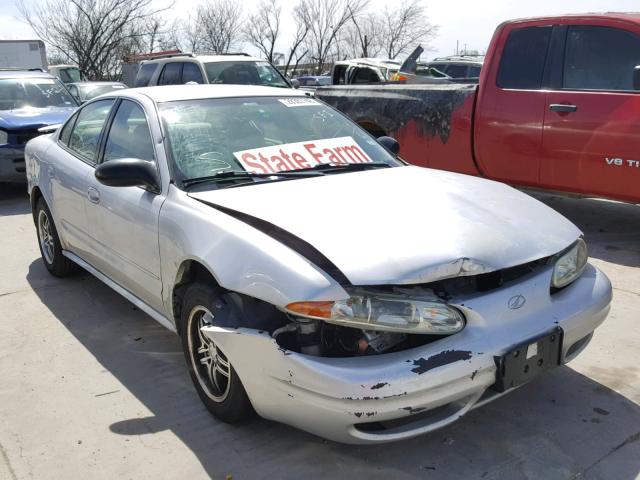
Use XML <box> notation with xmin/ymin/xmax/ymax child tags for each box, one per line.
<box><xmin>633</xmin><ymin>66</ymin><xmax>640</xmax><ymax>90</ymax></box>
<box><xmin>377</xmin><ymin>136</ymin><xmax>400</xmax><ymax>155</ymax></box>
<box><xmin>291</xmin><ymin>78</ymin><xmax>300</xmax><ymax>89</ymax></box>
<box><xmin>95</xmin><ymin>158</ymin><xmax>159</xmax><ymax>192</ymax></box>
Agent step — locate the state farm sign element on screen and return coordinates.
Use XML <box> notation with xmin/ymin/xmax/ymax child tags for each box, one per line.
<box><xmin>234</xmin><ymin>136</ymin><xmax>373</xmax><ymax>174</ymax></box>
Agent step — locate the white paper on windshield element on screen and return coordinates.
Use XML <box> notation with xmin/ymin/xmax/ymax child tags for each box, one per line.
<box><xmin>278</xmin><ymin>97</ymin><xmax>320</xmax><ymax>107</ymax></box>
<box><xmin>234</xmin><ymin>136</ymin><xmax>373</xmax><ymax>174</ymax></box>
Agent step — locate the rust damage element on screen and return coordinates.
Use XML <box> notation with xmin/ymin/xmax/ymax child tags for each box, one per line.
<box><xmin>411</xmin><ymin>350</ymin><xmax>473</xmax><ymax>375</ymax></box>
<box><xmin>316</xmin><ymin>84</ymin><xmax>474</xmax><ymax>143</ymax></box>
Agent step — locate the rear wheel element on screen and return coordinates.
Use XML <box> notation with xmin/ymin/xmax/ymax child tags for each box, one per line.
<box><xmin>180</xmin><ymin>283</ymin><xmax>253</xmax><ymax>423</ymax></box>
<box><xmin>35</xmin><ymin>198</ymin><xmax>76</xmax><ymax>277</ymax></box>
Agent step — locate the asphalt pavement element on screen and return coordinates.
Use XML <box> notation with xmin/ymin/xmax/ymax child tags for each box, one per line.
<box><xmin>0</xmin><ymin>183</ymin><xmax>638</xmax><ymax>480</ymax></box>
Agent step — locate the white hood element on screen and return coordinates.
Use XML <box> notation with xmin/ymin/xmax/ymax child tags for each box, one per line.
<box><xmin>188</xmin><ymin>166</ymin><xmax>581</xmax><ymax>285</ymax></box>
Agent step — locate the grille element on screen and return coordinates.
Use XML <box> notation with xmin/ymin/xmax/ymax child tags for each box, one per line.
<box><xmin>14</xmin><ymin>130</ymin><xmax>42</xmax><ymax>145</ymax></box>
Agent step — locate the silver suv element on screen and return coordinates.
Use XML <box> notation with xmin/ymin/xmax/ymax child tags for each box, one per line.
<box><xmin>134</xmin><ymin>53</ymin><xmax>291</xmax><ymax>88</ymax></box>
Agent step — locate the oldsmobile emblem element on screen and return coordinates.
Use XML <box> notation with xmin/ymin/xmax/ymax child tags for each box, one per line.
<box><xmin>508</xmin><ymin>294</ymin><xmax>526</xmax><ymax>310</ymax></box>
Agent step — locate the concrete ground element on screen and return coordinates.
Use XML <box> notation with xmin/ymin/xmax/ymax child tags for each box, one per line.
<box><xmin>0</xmin><ymin>183</ymin><xmax>638</xmax><ymax>480</ymax></box>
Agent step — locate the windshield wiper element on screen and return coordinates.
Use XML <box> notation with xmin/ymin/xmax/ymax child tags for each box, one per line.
<box><xmin>182</xmin><ymin>170</ymin><xmax>322</xmax><ymax>188</ymax></box>
<box><xmin>294</xmin><ymin>162</ymin><xmax>392</xmax><ymax>174</ymax></box>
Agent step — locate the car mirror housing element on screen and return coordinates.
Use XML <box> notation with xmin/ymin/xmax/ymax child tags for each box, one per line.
<box><xmin>95</xmin><ymin>158</ymin><xmax>159</xmax><ymax>192</ymax></box>
<box><xmin>377</xmin><ymin>136</ymin><xmax>400</xmax><ymax>155</ymax></box>
<box><xmin>633</xmin><ymin>65</ymin><xmax>640</xmax><ymax>90</ymax></box>
<box><xmin>291</xmin><ymin>78</ymin><xmax>300</xmax><ymax>89</ymax></box>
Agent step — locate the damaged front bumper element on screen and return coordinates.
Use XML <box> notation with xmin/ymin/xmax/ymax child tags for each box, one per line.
<box><xmin>202</xmin><ymin>264</ymin><xmax>611</xmax><ymax>444</ymax></box>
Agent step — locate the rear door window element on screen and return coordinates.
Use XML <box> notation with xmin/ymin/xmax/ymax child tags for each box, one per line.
<box><xmin>497</xmin><ymin>26</ymin><xmax>552</xmax><ymax>89</ymax></box>
<box><xmin>182</xmin><ymin>63</ymin><xmax>204</xmax><ymax>84</ymax></box>
<box><xmin>135</xmin><ymin>63</ymin><xmax>158</xmax><ymax>87</ymax></box>
<box><xmin>159</xmin><ymin>62</ymin><xmax>183</xmax><ymax>85</ymax></box>
<box><xmin>563</xmin><ymin>25</ymin><xmax>640</xmax><ymax>91</ymax></box>
<box><xmin>67</xmin><ymin>99</ymin><xmax>115</xmax><ymax>163</ymax></box>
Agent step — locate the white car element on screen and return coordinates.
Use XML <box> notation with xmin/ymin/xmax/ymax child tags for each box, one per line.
<box><xmin>25</xmin><ymin>85</ymin><xmax>612</xmax><ymax>444</ymax></box>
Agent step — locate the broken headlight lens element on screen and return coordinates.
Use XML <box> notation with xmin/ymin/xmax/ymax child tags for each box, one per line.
<box><xmin>552</xmin><ymin>238</ymin><xmax>588</xmax><ymax>289</ymax></box>
<box><xmin>286</xmin><ymin>289</ymin><xmax>465</xmax><ymax>334</ymax></box>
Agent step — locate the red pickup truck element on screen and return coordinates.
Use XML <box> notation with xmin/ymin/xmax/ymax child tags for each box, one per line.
<box><xmin>315</xmin><ymin>13</ymin><xmax>640</xmax><ymax>204</ymax></box>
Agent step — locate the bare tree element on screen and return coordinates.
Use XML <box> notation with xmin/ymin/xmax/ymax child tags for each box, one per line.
<box><xmin>379</xmin><ymin>0</ymin><xmax>438</xmax><ymax>59</ymax></box>
<box><xmin>244</xmin><ymin>0</ymin><xmax>281</xmax><ymax>63</ymax></box>
<box><xmin>197</xmin><ymin>0</ymin><xmax>244</xmax><ymax>54</ymax></box>
<box><xmin>283</xmin><ymin>1</ymin><xmax>310</xmax><ymax>76</ymax></box>
<box><xmin>169</xmin><ymin>14</ymin><xmax>201</xmax><ymax>53</ymax></box>
<box><xmin>298</xmin><ymin>0</ymin><xmax>369</xmax><ymax>74</ymax></box>
<box><xmin>341</xmin><ymin>12</ymin><xmax>382</xmax><ymax>58</ymax></box>
<box><xmin>17</xmin><ymin>0</ymin><xmax>170</xmax><ymax>80</ymax></box>
<box><xmin>141</xmin><ymin>15</ymin><xmax>167</xmax><ymax>54</ymax></box>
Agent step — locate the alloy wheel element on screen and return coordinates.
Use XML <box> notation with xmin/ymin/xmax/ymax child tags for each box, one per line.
<box><xmin>187</xmin><ymin>306</ymin><xmax>231</xmax><ymax>402</ymax></box>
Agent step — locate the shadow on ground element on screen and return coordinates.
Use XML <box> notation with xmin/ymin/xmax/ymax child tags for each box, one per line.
<box><xmin>26</xmin><ymin>257</ymin><xmax>640</xmax><ymax>480</ymax></box>
<box><xmin>528</xmin><ymin>191</ymin><xmax>640</xmax><ymax>268</ymax></box>
<box><xmin>0</xmin><ymin>183</ymin><xmax>30</xmax><ymax>216</ymax></box>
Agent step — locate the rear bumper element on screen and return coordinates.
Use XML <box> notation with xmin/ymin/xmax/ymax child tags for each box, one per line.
<box><xmin>203</xmin><ymin>264</ymin><xmax>611</xmax><ymax>444</ymax></box>
<box><xmin>0</xmin><ymin>145</ymin><xmax>27</xmax><ymax>182</ymax></box>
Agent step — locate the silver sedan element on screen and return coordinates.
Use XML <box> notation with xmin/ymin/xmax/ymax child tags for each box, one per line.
<box><xmin>25</xmin><ymin>85</ymin><xmax>612</xmax><ymax>444</ymax></box>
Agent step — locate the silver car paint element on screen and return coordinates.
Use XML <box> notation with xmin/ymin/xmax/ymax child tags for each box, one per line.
<box><xmin>188</xmin><ymin>166</ymin><xmax>582</xmax><ymax>286</ymax></box>
<box><xmin>203</xmin><ymin>263</ymin><xmax>611</xmax><ymax>443</ymax></box>
<box><xmin>25</xmin><ymin>85</ymin><xmax>612</xmax><ymax>444</ymax></box>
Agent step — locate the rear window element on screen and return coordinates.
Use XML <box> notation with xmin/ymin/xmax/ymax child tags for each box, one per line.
<box><xmin>159</xmin><ymin>63</ymin><xmax>183</xmax><ymax>85</ymax></box>
<box><xmin>497</xmin><ymin>26</ymin><xmax>552</xmax><ymax>89</ymax></box>
<box><xmin>182</xmin><ymin>63</ymin><xmax>204</xmax><ymax>84</ymax></box>
<box><xmin>204</xmin><ymin>61</ymin><xmax>289</xmax><ymax>88</ymax></box>
<box><xmin>135</xmin><ymin>63</ymin><xmax>158</xmax><ymax>87</ymax></box>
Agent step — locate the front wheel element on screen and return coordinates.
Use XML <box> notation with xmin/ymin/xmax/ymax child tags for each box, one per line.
<box><xmin>179</xmin><ymin>283</ymin><xmax>253</xmax><ymax>423</ymax></box>
<box><xmin>35</xmin><ymin>198</ymin><xmax>76</xmax><ymax>277</ymax></box>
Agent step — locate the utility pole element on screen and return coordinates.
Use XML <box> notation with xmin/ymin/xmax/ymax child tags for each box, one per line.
<box><xmin>456</xmin><ymin>40</ymin><xmax>459</xmax><ymax>55</ymax></box>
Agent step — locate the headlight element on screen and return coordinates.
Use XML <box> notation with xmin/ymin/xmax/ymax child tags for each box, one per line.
<box><xmin>552</xmin><ymin>238</ymin><xmax>588</xmax><ymax>288</ymax></box>
<box><xmin>0</xmin><ymin>130</ymin><xmax>7</xmax><ymax>145</ymax></box>
<box><xmin>285</xmin><ymin>288</ymin><xmax>465</xmax><ymax>334</ymax></box>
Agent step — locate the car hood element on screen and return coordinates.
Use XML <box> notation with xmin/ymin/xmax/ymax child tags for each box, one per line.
<box><xmin>188</xmin><ymin>166</ymin><xmax>582</xmax><ymax>285</ymax></box>
<box><xmin>0</xmin><ymin>107</ymin><xmax>75</xmax><ymax>130</ymax></box>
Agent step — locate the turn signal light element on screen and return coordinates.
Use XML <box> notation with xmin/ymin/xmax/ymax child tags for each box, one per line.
<box><xmin>285</xmin><ymin>301</ymin><xmax>334</xmax><ymax>319</ymax></box>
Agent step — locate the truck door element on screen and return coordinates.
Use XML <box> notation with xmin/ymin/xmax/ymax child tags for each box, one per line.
<box><xmin>542</xmin><ymin>24</ymin><xmax>640</xmax><ymax>202</ymax></box>
<box><xmin>474</xmin><ymin>25</ymin><xmax>552</xmax><ymax>185</ymax></box>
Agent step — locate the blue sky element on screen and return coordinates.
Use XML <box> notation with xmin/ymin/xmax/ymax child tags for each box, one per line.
<box><xmin>3</xmin><ymin>0</ymin><xmax>639</xmax><ymax>60</ymax></box>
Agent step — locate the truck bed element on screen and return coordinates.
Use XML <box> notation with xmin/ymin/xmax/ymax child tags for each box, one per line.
<box><xmin>315</xmin><ymin>84</ymin><xmax>480</xmax><ymax>176</ymax></box>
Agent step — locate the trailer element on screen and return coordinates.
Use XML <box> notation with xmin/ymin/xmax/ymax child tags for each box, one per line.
<box><xmin>0</xmin><ymin>40</ymin><xmax>47</xmax><ymax>70</ymax></box>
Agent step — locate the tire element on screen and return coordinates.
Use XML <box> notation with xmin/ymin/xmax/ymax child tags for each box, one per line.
<box><xmin>179</xmin><ymin>282</ymin><xmax>253</xmax><ymax>423</ymax></box>
<box><xmin>35</xmin><ymin>197</ymin><xmax>76</xmax><ymax>277</ymax></box>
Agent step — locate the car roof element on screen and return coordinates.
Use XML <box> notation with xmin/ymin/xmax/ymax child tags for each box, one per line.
<box><xmin>334</xmin><ymin>58</ymin><xmax>400</xmax><ymax>68</ymax></box>
<box><xmin>505</xmin><ymin>11</ymin><xmax>640</xmax><ymax>25</ymax></box>
<box><xmin>70</xmin><ymin>81</ymin><xmax>125</xmax><ymax>86</ymax></box>
<box><xmin>0</xmin><ymin>69</ymin><xmax>56</xmax><ymax>79</ymax></box>
<box><xmin>142</xmin><ymin>54</ymin><xmax>263</xmax><ymax>65</ymax></box>
<box><xmin>112</xmin><ymin>84</ymin><xmax>306</xmax><ymax>103</ymax></box>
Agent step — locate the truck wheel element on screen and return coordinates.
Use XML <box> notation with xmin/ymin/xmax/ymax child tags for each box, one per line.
<box><xmin>35</xmin><ymin>198</ymin><xmax>76</xmax><ymax>277</ymax></box>
<box><xmin>180</xmin><ymin>283</ymin><xmax>253</xmax><ymax>423</ymax></box>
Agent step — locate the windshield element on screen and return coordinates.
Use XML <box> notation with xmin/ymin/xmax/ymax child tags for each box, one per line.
<box><xmin>204</xmin><ymin>61</ymin><xmax>289</xmax><ymax>88</ymax></box>
<box><xmin>159</xmin><ymin>96</ymin><xmax>401</xmax><ymax>186</ymax></box>
<box><xmin>59</xmin><ymin>67</ymin><xmax>82</xmax><ymax>83</ymax></box>
<box><xmin>81</xmin><ymin>84</ymin><xmax>126</xmax><ymax>101</ymax></box>
<box><xmin>0</xmin><ymin>78</ymin><xmax>77</xmax><ymax>110</ymax></box>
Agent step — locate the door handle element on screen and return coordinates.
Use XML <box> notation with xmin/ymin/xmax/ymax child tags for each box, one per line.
<box><xmin>549</xmin><ymin>103</ymin><xmax>577</xmax><ymax>113</ymax></box>
<box><xmin>87</xmin><ymin>187</ymin><xmax>100</xmax><ymax>204</ymax></box>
